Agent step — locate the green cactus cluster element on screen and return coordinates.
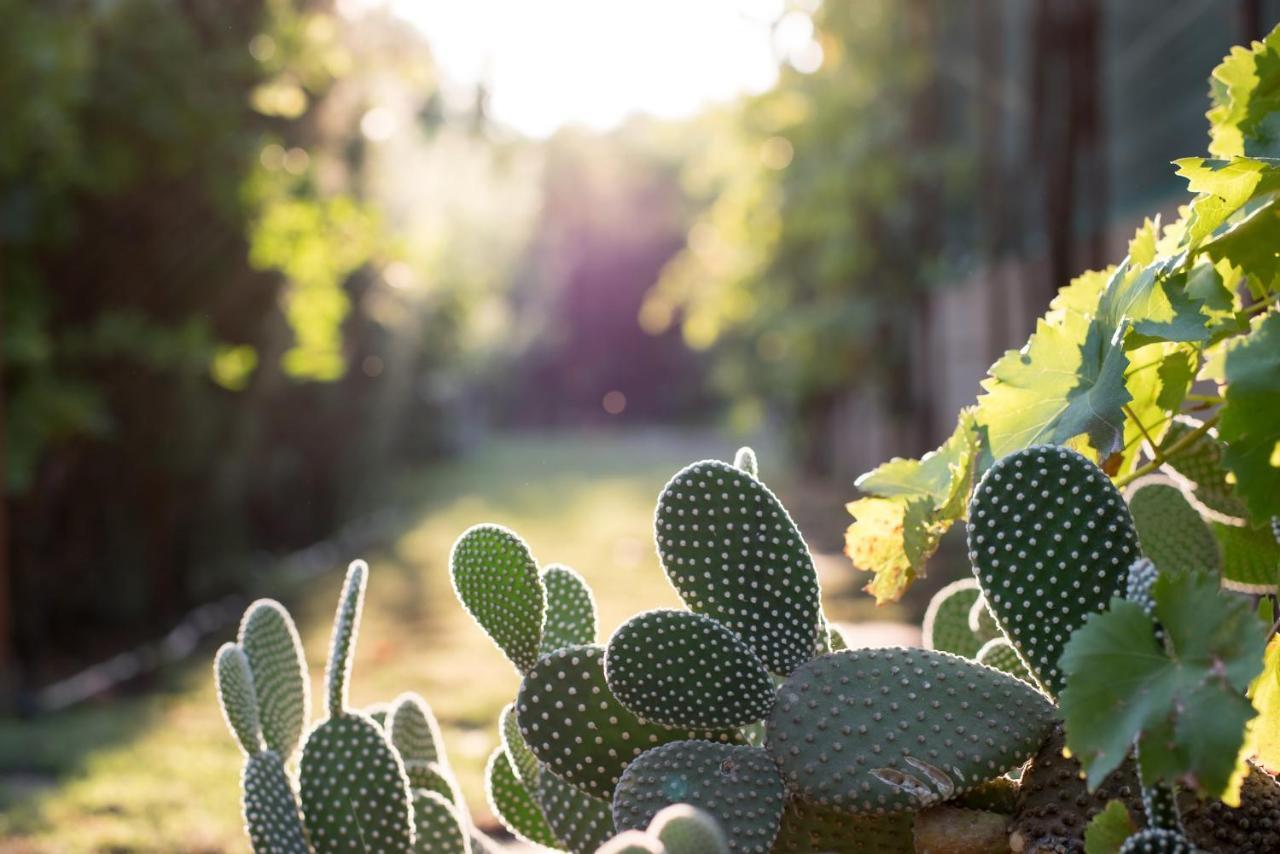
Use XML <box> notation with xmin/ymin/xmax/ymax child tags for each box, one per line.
<box><xmin>215</xmin><ymin>561</ymin><xmax>491</xmax><ymax>853</ymax></box>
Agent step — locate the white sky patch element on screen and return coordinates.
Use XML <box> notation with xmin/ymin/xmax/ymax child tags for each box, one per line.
<box><xmin>343</xmin><ymin>0</ymin><xmax>799</xmax><ymax>137</ymax></box>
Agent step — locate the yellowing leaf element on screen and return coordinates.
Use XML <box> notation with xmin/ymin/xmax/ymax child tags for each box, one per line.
<box><xmin>844</xmin><ymin>497</ymin><xmax>939</xmax><ymax>605</ymax></box>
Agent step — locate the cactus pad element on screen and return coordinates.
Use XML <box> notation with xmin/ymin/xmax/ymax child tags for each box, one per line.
<box><xmin>597</xmin><ymin>831</ymin><xmax>665</xmax><ymax>854</ymax></box>
<box><xmin>648</xmin><ymin>804</ymin><xmax>730</xmax><ymax>854</ymax></box>
<box><xmin>654</xmin><ymin>460</ymin><xmax>822</xmax><ymax>674</ymax></box>
<box><xmin>968</xmin><ymin>445</ymin><xmax>1139</xmax><ymax>697</ymax></box>
<box><xmin>733</xmin><ymin>446</ymin><xmax>759</xmax><ymax>478</ymax></box>
<box><xmin>484</xmin><ymin>747</ymin><xmax>560</xmax><ymax>849</ymax></box>
<box><xmin>967</xmin><ymin>596</ymin><xmax>1001</xmax><ymax>644</ymax></box>
<box><xmin>238</xmin><ymin>600</ymin><xmax>309</xmax><ymax>761</ymax></box>
<box><xmin>913</xmin><ymin>806</ymin><xmax>1010</xmax><ymax>854</ymax></box>
<box><xmin>540</xmin><ymin>563</ymin><xmax>597</xmax><ymax>654</ymax></box>
<box><xmin>769</xmin><ymin>798</ymin><xmax>915</xmax><ymax>853</ymax></box>
<box><xmin>1126</xmin><ymin>480</ymin><xmax>1220</xmax><ymax>577</ymax></box>
<box><xmin>412</xmin><ymin>790</ymin><xmax>470</xmax><ymax>854</ymax></box>
<box><xmin>611</xmin><ymin>740</ymin><xmax>785</xmax><ymax>854</ymax></box>
<box><xmin>299</xmin><ymin>713</ymin><xmax>413</xmax><ymax>852</ymax></box>
<box><xmin>767</xmin><ymin>648</ymin><xmax>1055</xmax><ymax>814</ymax></box>
<box><xmin>1118</xmin><ymin>828</ymin><xmax>1196</xmax><ymax>853</ymax></box>
<box><xmin>325</xmin><ymin>561</ymin><xmax>368</xmax><ymax>716</ymax></box>
<box><xmin>1160</xmin><ymin>419</ymin><xmax>1248</xmax><ymax>519</ymax></box>
<box><xmin>605</xmin><ymin>609</ymin><xmax>774</xmax><ymax>729</ymax></box>
<box><xmin>216</xmin><ymin>643</ymin><xmax>263</xmax><ymax>755</ymax></box>
<box><xmin>1214</xmin><ymin>521</ymin><xmax>1280</xmax><ymax>593</ymax></box>
<box><xmin>536</xmin><ymin>767</ymin><xmax>617</xmax><ymax>853</ymax></box>
<box><xmin>450</xmin><ymin>524</ymin><xmax>546</xmax><ymax>674</ymax></box>
<box><xmin>975</xmin><ymin>637</ymin><xmax>1034</xmax><ymax>683</ymax></box>
<box><xmin>516</xmin><ymin>644</ymin><xmax>742</xmax><ymax>800</ymax></box>
<box><xmin>387</xmin><ymin>692</ymin><xmax>444</xmax><ymax>768</ymax></box>
<box><xmin>242</xmin><ymin>750</ymin><xmax>310</xmax><ymax>853</ymax></box>
<box><xmin>922</xmin><ymin>579</ymin><xmax>985</xmax><ymax>658</ymax></box>
<box><xmin>499</xmin><ymin>702</ymin><xmax>540</xmax><ymax>788</ymax></box>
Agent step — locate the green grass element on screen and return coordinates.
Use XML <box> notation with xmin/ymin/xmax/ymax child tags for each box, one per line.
<box><xmin>0</xmin><ymin>429</ymin><xmax>765</xmax><ymax>852</ymax></box>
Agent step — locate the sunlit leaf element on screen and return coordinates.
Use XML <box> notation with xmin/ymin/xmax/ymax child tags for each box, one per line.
<box><xmin>1083</xmin><ymin>800</ymin><xmax>1136</xmax><ymax>854</ymax></box>
<box><xmin>1207</xmin><ymin>23</ymin><xmax>1280</xmax><ymax>158</ymax></box>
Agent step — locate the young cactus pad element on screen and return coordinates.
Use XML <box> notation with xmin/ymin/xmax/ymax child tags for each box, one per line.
<box><xmin>611</xmin><ymin>741</ymin><xmax>785</xmax><ymax>854</ymax></box>
<box><xmin>604</xmin><ymin>609</ymin><xmax>774</xmax><ymax>729</ymax></box>
<box><xmin>648</xmin><ymin>804</ymin><xmax>730</xmax><ymax>854</ymax></box>
<box><xmin>412</xmin><ymin>790</ymin><xmax>470</xmax><ymax>854</ymax></box>
<box><xmin>450</xmin><ymin>524</ymin><xmax>546</xmax><ymax>674</ymax></box>
<box><xmin>535</xmin><ymin>766</ymin><xmax>617</xmax><ymax>853</ymax></box>
<box><xmin>484</xmin><ymin>746</ymin><xmax>560</xmax><ymax>849</ymax></box>
<box><xmin>1126</xmin><ymin>479</ymin><xmax>1220</xmax><ymax>578</ymax></box>
<box><xmin>216</xmin><ymin>643</ymin><xmax>262</xmax><ymax>755</ymax></box>
<box><xmin>766</xmin><ymin>648</ymin><xmax>1055</xmax><ymax>814</ymax></box>
<box><xmin>237</xmin><ymin>600</ymin><xmax>309</xmax><ymax>761</ymax></box>
<box><xmin>1158</xmin><ymin>418</ymin><xmax>1248</xmax><ymax>519</ymax></box>
<box><xmin>654</xmin><ymin>459</ymin><xmax>822</xmax><ymax>674</ymax></box>
<box><xmin>387</xmin><ymin>692</ymin><xmax>444</xmax><ymax>768</ymax></box>
<box><xmin>921</xmin><ymin>578</ymin><xmax>986</xmax><ymax>658</ymax></box>
<box><xmin>540</xmin><ymin>563</ymin><xmax>598</xmax><ymax>655</ymax></box>
<box><xmin>515</xmin><ymin>644</ymin><xmax>743</xmax><ymax>800</ymax></box>
<box><xmin>499</xmin><ymin>702</ymin><xmax>540</xmax><ymax>788</ymax></box>
<box><xmin>967</xmin><ymin>445</ymin><xmax>1139</xmax><ymax>697</ymax></box>
<box><xmin>299</xmin><ymin>562</ymin><xmax>414</xmax><ymax>852</ymax></box>
<box><xmin>596</xmin><ymin>830</ymin><xmax>665</xmax><ymax>854</ymax></box>
<box><xmin>975</xmin><ymin>637</ymin><xmax>1034</xmax><ymax>684</ymax></box>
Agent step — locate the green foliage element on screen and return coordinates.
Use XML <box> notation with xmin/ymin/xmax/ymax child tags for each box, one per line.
<box><xmin>611</xmin><ymin>741</ymin><xmax>784</xmax><ymax>854</ymax></box>
<box><xmin>1084</xmin><ymin>801</ymin><xmax>1138</xmax><ymax>854</ymax></box>
<box><xmin>239</xmin><ymin>600</ymin><xmax>310</xmax><ymax>762</ymax></box>
<box><xmin>655</xmin><ymin>460</ymin><xmax>822</xmax><ymax>673</ymax></box>
<box><xmin>1208</xmin><ymin>25</ymin><xmax>1280</xmax><ymax>158</ymax></box>
<box><xmin>604</xmin><ymin>609</ymin><xmax>774</xmax><ymax>729</ymax></box>
<box><xmin>1059</xmin><ymin>573</ymin><xmax>1267</xmax><ymax>798</ymax></box>
<box><xmin>968</xmin><ymin>445</ymin><xmax>1139</xmax><ymax>697</ymax></box>
<box><xmin>766</xmin><ymin>648</ymin><xmax>1054</xmax><ymax>813</ymax></box>
<box><xmin>450</xmin><ymin>524</ymin><xmax>547</xmax><ymax>674</ymax></box>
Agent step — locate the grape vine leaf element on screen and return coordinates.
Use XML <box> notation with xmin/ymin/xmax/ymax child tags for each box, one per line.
<box><xmin>1243</xmin><ymin>634</ymin><xmax>1280</xmax><ymax>776</ymax></box>
<box><xmin>1219</xmin><ymin>312</ymin><xmax>1280</xmax><ymax>521</ymax></box>
<box><xmin>1203</xmin><ymin>199</ymin><xmax>1280</xmax><ymax>297</ymax></box>
<box><xmin>1059</xmin><ymin>572</ymin><xmax>1267</xmax><ymax>798</ymax></box>
<box><xmin>845</xmin><ymin>410</ymin><xmax>978</xmax><ymax>603</ymax></box>
<box><xmin>1207</xmin><ymin>23</ymin><xmax>1280</xmax><ymax>159</ymax></box>
<box><xmin>976</xmin><ymin>269</ymin><xmax>1130</xmax><ymax>459</ymax></box>
<box><xmin>1083</xmin><ymin>800</ymin><xmax>1136</xmax><ymax>854</ymax></box>
<box><xmin>1174</xmin><ymin>157</ymin><xmax>1280</xmax><ymax>248</ymax></box>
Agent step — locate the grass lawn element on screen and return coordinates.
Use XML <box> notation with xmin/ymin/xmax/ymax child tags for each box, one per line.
<box><xmin>0</xmin><ymin>427</ymin><xmax>932</xmax><ymax>852</ymax></box>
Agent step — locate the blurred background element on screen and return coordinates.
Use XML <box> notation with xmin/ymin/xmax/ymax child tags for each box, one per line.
<box><xmin>1</xmin><ymin>0</ymin><xmax>1275</xmax><ymax>848</ymax></box>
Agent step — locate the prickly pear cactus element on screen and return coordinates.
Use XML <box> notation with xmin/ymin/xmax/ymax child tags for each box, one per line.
<box><xmin>484</xmin><ymin>747</ymin><xmax>560</xmax><ymax>849</ymax></box>
<box><xmin>921</xmin><ymin>579</ymin><xmax>986</xmax><ymax>658</ymax></box>
<box><xmin>541</xmin><ymin>563</ymin><xmax>598</xmax><ymax>654</ymax></box>
<box><xmin>767</xmin><ymin>648</ymin><xmax>1054</xmax><ymax>814</ymax></box>
<box><xmin>216</xmin><ymin>644</ymin><xmax>263</xmax><ymax>755</ymax></box>
<box><xmin>411</xmin><ymin>790</ymin><xmax>469</xmax><ymax>854</ymax></box>
<box><xmin>1125</xmin><ymin>479</ymin><xmax>1220</xmax><ymax>578</ymax></box>
<box><xmin>770</xmin><ymin>798</ymin><xmax>915</xmax><ymax>853</ymax></box>
<box><xmin>387</xmin><ymin>692</ymin><xmax>444</xmax><ymax>768</ymax></box>
<box><xmin>604</xmin><ymin>609</ymin><xmax>774</xmax><ymax>729</ymax></box>
<box><xmin>654</xmin><ymin>460</ymin><xmax>822</xmax><ymax>674</ymax></box>
<box><xmin>596</xmin><ymin>830</ymin><xmax>664</xmax><ymax>854</ymax></box>
<box><xmin>647</xmin><ymin>804</ymin><xmax>730</xmax><ymax>854</ymax></box>
<box><xmin>1118</xmin><ymin>827</ymin><xmax>1198</xmax><ymax>853</ymax></box>
<box><xmin>238</xmin><ymin>599</ymin><xmax>309</xmax><ymax>761</ymax></box>
<box><xmin>1158</xmin><ymin>418</ymin><xmax>1248</xmax><ymax>519</ymax></box>
<box><xmin>499</xmin><ymin>702</ymin><xmax>540</xmax><ymax>788</ymax></box>
<box><xmin>450</xmin><ymin>524</ymin><xmax>546</xmax><ymax>674</ymax></box>
<box><xmin>968</xmin><ymin>445</ymin><xmax>1139</xmax><ymax>697</ymax></box>
<box><xmin>536</xmin><ymin>767</ymin><xmax>617</xmax><ymax>853</ymax></box>
<box><xmin>975</xmin><ymin>636</ymin><xmax>1033</xmax><ymax>683</ymax></box>
<box><xmin>515</xmin><ymin>644</ymin><xmax>742</xmax><ymax>800</ymax></box>
<box><xmin>611</xmin><ymin>740</ymin><xmax>785</xmax><ymax>854</ymax></box>
<box><xmin>299</xmin><ymin>561</ymin><xmax>414</xmax><ymax>853</ymax></box>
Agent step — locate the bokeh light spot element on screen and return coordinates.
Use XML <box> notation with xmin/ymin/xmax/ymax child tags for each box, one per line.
<box><xmin>602</xmin><ymin>390</ymin><xmax>627</xmax><ymax>415</ymax></box>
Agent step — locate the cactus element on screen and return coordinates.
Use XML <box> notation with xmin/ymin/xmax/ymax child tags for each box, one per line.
<box><xmin>968</xmin><ymin>445</ymin><xmax>1139</xmax><ymax>697</ymax></box>
<box><xmin>1118</xmin><ymin>828</ymin><xmax>1198</xmax><ymax>853</ymax></box>
<box><xmin>733</xmin><ymin>446</ymin><xmax>758</xmax><ymax>478</ymax></box>
<box><xmin>536</xmin><ymin>768</ymin><xmax>617</xmax><ymax>853</ymax></box>
<box><xmin>975</xmin><ymin>636</ymin><xmax>1033</xmax><ymax>683</ymax></box>
<box><xmin>412</xmin><ymin>790</ymin><xmax>470</xmax><ymax>854</ymax></box>
<box><xmin>1158</xmin><ymin>418</ymin><xmax>1248</xmax><ymax>520</ymax></box>
<box><xmin>451</xmin><ymin>524</ymin><xmax>546</xmax><ymax>674</ymax></box>
<box><xmin>967</xmin><ymin>596</ymin><xmax>1001</xmax><ymax>646</ymax></box>
<box><xmin>484</xmin><ymin>746</ymin><xmax>561</xmax><ymax>848</ymax></box>
<box><xmin>1213</xmin><ymin>521</ymin><xmax>1280</xmax><ymax>593</ymax></box>
<box><xmin>299</xmin><ymin>561</ymin><xmax>414</xmax><ymax>853</ymax></box>
<box><xmin>648</xmin><ymin>804</ymin><xmax>730</xmax><ymax>854</ymax></box>
<box><xmin>604</xmin><ymin>609</ymin><xmax>774</xmax><ymax>729</ymax></box>
<box><xmin>216</xmin><ymin>643</ymin><xmax>312</xmax><ymax>853</ymax></box>
<box><xmin>542</xmin><ymin>563</ymin><xmax>598</xmax><ymax>654</ymax></box>
<box><xmin>654</xmin><ymin>460</ymin><xmax>822</xmax><ymax>674</ymax></box>
<box><xmin>238</xmin><ymin>599</ymin><xmax>310</xmax><ymax>761</ymax></box>
<box><xmin>387</xmin><ymin>692</ymin><xmax>445</xmax><ymax>768</ymax></box>
<box><xmin>515</xmin><ymin>644</ymin><xmax>743</xmax><ymax>800</ymax></box>
<box><xmin>1126</xmin><ymin>479</ymin><xmax>1220</xmax><ymax>578</ymax></box>
<box><xmin>921</xmin><ymin>579</ymin><xmax>986</xmax><ymax>658</ymax></box>
<box><xmin>595</xmin><ymin>830</ymin><xmax>665</xmax><ymax>854</ymax></box>
<box><xmin>767</xmin><ymin>648</ymin><xmax>1055</xmax><ymax>814</ymax></box>
<box><xmin>611</xmin><ymin>740</ymin><xmax>785</xmax><ymax>854</ymax></box>
<box><xmin>911</xmin><ymin>806</ymin><xmax>1009</xmax><ymax>854</ymax></box>
<box><xmin>770</xmin><ymin>798</ymin><xmax>915</xmax><ymax>853</ymax></box>
<box><xmin>499</xmin><ymin>702</ymin><xmax>540</xmax><ymax>788</ymax></box>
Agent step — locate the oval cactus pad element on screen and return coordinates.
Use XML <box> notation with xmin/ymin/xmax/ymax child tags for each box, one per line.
<box><xmin>451</xmin><ymin>524</ymin><xmax>546</xmax><ymax>674</ymax></box>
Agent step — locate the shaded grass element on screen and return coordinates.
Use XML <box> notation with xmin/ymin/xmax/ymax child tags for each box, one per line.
<box><xmin>0</xmin><ymin>428</ymin><xmax>740</xmax><ymax>852</ymax></box>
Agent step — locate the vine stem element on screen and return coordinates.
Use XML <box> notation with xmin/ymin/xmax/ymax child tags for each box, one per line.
<box><xmin>1114</xmin><ymin>412</ymin><xmax>1221</xmax><ymax>489</ymax></box>
<box><xmin>1123</xmin><ymin>404</ymin><xmax>1160</xmax><ymax>454</ymax></box>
